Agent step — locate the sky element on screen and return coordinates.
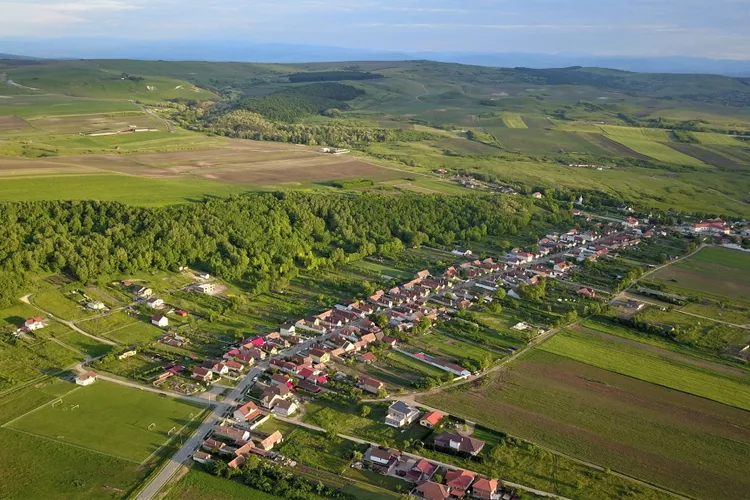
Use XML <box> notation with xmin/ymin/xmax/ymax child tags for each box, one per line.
<box><xmin>1</xmin><ymin>0</ymin><xmax>750</xmax><ymax>59</ymax></box>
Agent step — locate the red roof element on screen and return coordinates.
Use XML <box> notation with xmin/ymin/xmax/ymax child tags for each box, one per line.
<box><xmin>359</xmin><ymin>352</ymin><xmax>376</xmax><ymax>362</ymax></box>
<box><xmin>445</xmin><ymin>469</ymin><xmax>476</xmax><ymax>490</ymax></box>
<box><xmin>315</xmin><ymin>375</ymin><xmax>328</xmax><ymax>384</ymax></box>
<box><xmin>176</xmin><ymin>310</ymin><xmax>188</xmax><ymax>316</ymax></box>
<box><xmin>472</xmin><ymin>478</ymin><xmax>498</xmax><ymax>494</ymax></box>
<box><xmin>421</xmin><ymin>410</ymin><xmax>443</xmax><ymax>426</ymax></box>
<box><xmin>298</xmin><ymin>367</ymin><xmax>315</xmax><ymax>379</ymax></box>
<box><xmin>413</xmin><ymin>459</ymin><xmax>436</xmax><ymax>475</ymax></box>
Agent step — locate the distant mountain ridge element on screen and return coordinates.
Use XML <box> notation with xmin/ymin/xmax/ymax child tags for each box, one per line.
<box><xmin>1</xmin><ymin>39</ymin><xmax>750</xmax><ymax>76</ymax></box>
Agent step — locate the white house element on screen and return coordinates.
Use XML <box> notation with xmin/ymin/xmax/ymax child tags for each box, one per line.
<box><xmin>195</xmin><ymin>283</ymin><xmax>216</xmax><ymax>294</ymax></box>
<box><xmin>623</xmin><ymin>217</ymin><xmax>639</xmax><ymax>228</ymax></box>
<box><xmin>451</xmin><ymin>247</ymin><xmax>472</xmax><ymax>257</ymax></box>
<box><xmin>151</xmin><ymin>315</ymin><xmax>169</xmax><ymax>327</ymax></box>
<box><xmin>86</xmin><ymin>301</ymin><xmax>106</xmax><ymax>311</ymax></box>
<box><xmin>24</xmin><ymin>317</ymin><xmax>45</xmax><ymax>331</ymax></box>
<box><xmin>147</xmin><ymin>297</ymin><xmax>164</xmax><ymax>309</ymax></box>
<box><xmin>75</xmin><ymin>371</ymin><xmax>97</xmax><ymax>386</ymax></box>
<box><xmin>385</xmin><ymin>401</ymin><xmax>420</xmax><ymax>428</ymax></box>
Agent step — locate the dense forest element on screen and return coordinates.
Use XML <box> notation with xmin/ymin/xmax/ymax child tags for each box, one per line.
<box><xmin>241</xmin><ymin>83</ymin><xmax>364</xmax><ymax>122</ymax></box>
<box><xmin>288</xmin><ymin>71</ymin><xmax>383</xmax><ymax>83</ymax></box>
<box><xmin>0</xmin><ymin>193</ymin><xmax>569</xmax><ymax>306</ymax></box>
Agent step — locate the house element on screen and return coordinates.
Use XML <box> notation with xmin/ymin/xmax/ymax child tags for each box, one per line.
<box><xmin>296</xmin><ymin>379</ymin><xmax>322</xmax><ymax>393</ymax></box>
<box><xmin>416</xmin><ymin>269</ymin><xmax>431</xmax><ymax>280</ymax></box>
<box><xmin>214</xmin><ymin>425</ymin><xmax>250</xmax><ymax>442</ymax></box>
<box><xmin>191</xmin><ymin>367</ymin><xmax>213</xmax><ymax>383</ymax></box>
<box><xmin>146</xmin><ymin>297</ymin><xmax>164</xmax><ymax>309</ymax></box>
<box><xmin>257</xmin><ymin>430</ymin><xmax>284</xmax><ymax>451</ymax></box>
<box><xmin>471</xmin><ymin>478</ymin><xmax>499</xmax><ymax>500</ymax></box>
<box><xmin>228</xmin><ymin>455</ymin><xmax>246</xmax><ymax>469</ymax></box>
<box><xmin>451</xmin><ymin>247</ymin><xmax>472</xmax><ymax>257</ymax></box>
<box><xmin>365</xmin><ymin>446</ymin><xmax>400</xmax><ymax>469</ymax></box>
<box><xmin>75</xmin><ymin>371</ymin><xmax>97</xmax><ymax>386</ymax></box>
<box><xmin>434</xmin><ymin>432</ymin><xmax>485</xmax><ymax>456</ymax></box>
<box><xmin>198</xmin><ymin>273</ymin><xmax>211</xmax><ymax>280</ymax></box>
<box><xmin>280</xmin><ymin>323</ymin><xmax>296</xmax><ymax>336</ymax></box>
<box><xmin>192</xmin><ymin>451</ymin><xmax>214</xmax><ymax>465</ymax></box>
<box><xmin>385</xmin><ymin>400</ymin><xmax>420</xmax><ymax>428</ymax></box>
<box><xmin>310</xmin><ymin>348</ymin><xmax>330</xmax><ymax>364</ymax></box>
<box><xmin>175</xmin><ymin>309</ymin><xmax>189</xmax><ymax>317</ymax></box>
<box><xmin>117</xmin><ymin>349</ymin><xmax>137</xmax><ymax>360</ymax></box>
<box><xmin>414</xmin><ymin>481</ymin><xmax>450</xmax><ymax>500</ymax></box>
<box><xmin>577</xmin><ymin>287</ymin><xmax>597</xmax><ymax>298</ymax></box>
<box><xmin>271</xmin><ymin>373</ymin><xmax>294</xmax><ymax>388</ymax></box>
<box><xmin>445</xmin><ymin>470</ymin><xmax>475</xmax><ymax>498</ymax></box>
<box><xmin>224</xmin><ymin>360</ymin><xmax>244</xmax><ymax>373</ymax></box>
<box><xmin>233</xmin><ymin>401</ymin><xmax>262</xmax><ymax>422</ymax></box>
<box><xmin>692</xmin><ymin>219</ymin><xmax>730</xmax><ymax>234</ymax></box>
<box><xmin>133</xmin><ymin>286</ymin><xmax>153</xmax><ymax>298</ymax></box>
<box><xmin>260</xmin><ymin>385</ymin><xmax>292</xmax><ymax>409</ymax></box>
<box><xmin>420</xmin><ymin>411</ymin><xmax>444</xmax><ymax>429</ymax></box>
<box><xmin>381</xmin><ymin>336</ymin><xmax>398</xmax><ymax>348</ymax></box>
<box><xmin>202</xmin><ymin>439</ymin><xmax>226</xmax><ymax>453</ymax></box>
<box><xmin>359</xmin><ymin>376</ymin><xmax>385</xmax><ymax>394</ymax></box>
<box><xmin>151</xmin><ymin>315</ymin><xmax>169</xmax><ymax>327</ymax></box>
<box><xmin>553</xmin><ymin>260</ymin><xmax>570</xmax><ymax>273</ymax></box>
<box><xmin>86</xmin><ymin>301</ymin><xmax>106</xmax><ymax>311</ymax></box>
<box><xmin>408</xmin><ymin>459</ymin><xmax>436</xmax><ymax>482</ymax></box>
<box><xmin>357</xmin><ymin>352</ymin><xmax>376</xmax><ymax>364</ymax></box>
<box><xmin>24</xmin><ymin>317</ymin><xmax>45</xmax><ymax>331</ymax></box>
<box><xmin>272</xmin><ymin>399</ymin><xmax>298</xmax><ymax>417</ymax></box>
<box><xmin>623</xmin><ymin>216</ymin><xmax>639</xmax><ymax>228</ymax></box>
<box><xmin>195</xmin><ymin>283</ymin><xmax>216</xmax><ymax>294</ymax></box>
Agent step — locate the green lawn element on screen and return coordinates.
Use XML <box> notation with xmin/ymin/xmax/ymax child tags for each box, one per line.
<box><xmin>7</xmin><ymin>381</ymin><xmax>206</xmax><ymax>462</ymax></box>
<box><xmin>691</xmin><ymin>246</ymin><xmax>750</xmax><ymax>271</ymax></box>
<box><xmin>56</xmin><ymin>330</ymin><xmax>114</xmax><ymax>357</ymax></box>
<box><xmin>101</xmin><ymin>321</ymin><xmax>165</xmax><ymax>345</ymax></box>
<box><xmin>540</xmin><ymin>329</ymin><xmax>750</xmax><ymax>410</ymax></box>
<box><xmin>77</xmin><ymin>311</ymin><xmax>137</xmax><ymax>335</ymax></box>
<box><xmin>32</xmin><ymin>287</ymin><xmax>91</xmax><ymax>321</ymax></box>
<box><xmin>165</xmin><ymin>468</ymin><xmax>290</xmax><ymax>500</ymax></box>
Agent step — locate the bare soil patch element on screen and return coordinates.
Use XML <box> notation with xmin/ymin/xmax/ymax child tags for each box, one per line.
<box><xmin>0</xmin><ymin>115</ymin><xmax>30</xmax><ymax>131</ymax></box>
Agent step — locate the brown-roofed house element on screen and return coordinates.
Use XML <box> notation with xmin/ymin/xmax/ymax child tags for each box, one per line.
<box><xmin>357</xmin><ymin>351</ymin><xmax>376</xmax><ymax>363</ymax></box>
<box><xmin>434</xmin><ymin>432</ymin><xmax>485</xmax><ymax>456</ymax></box>
<box><xmin>415</xmin><ymin>480</ymin><xmax>449</xmax><ymax>500</ymax></box>
<box><xmin>233</xmin><ymin>401</ymin><xmax>261</xmax><ymax>422</ymax></box>
<box><xmin>257</xmin><ymin>430</ymin><xmax>284</xmax><ymax>451</ymax></box>
<box><xmin>310</xmin><ymin>348</ymin><xmax>330</xmax><ymax>363</ymax></box>
<box><xmin>358</xmin><ymin>376</ymin><xmax>384</xmax><ymax>394</ymax></box>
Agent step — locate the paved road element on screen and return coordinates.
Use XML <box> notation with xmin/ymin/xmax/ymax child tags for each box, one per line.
<box><xmin>137</xmin><ymin>328</ymin><xmax>338</xmax><ymax>500</ymax></box>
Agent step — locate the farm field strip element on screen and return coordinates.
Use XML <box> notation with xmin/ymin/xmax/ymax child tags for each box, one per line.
<box><xmin>500</xmin><ymin>112</ymin><xmax>528</xmax><ymax>129</ymax></box>
<box><xmin>601</xmin><ymin>133</ymin><xmax>708</xmax><ymax>166</ymax></box>
<box><xmin>540</xmin><ymin>329</ymin><xmax>750</xmax><ymax>410</ymax></box>
<box><xmin>420</xmin><ymin>349</ymin><xmax>750</xmax><ymax>500</ymax></box>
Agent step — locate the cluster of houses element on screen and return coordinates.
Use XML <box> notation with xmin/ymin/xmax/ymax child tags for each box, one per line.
<box><xmin>193</xmin><ymin>418</ymin><xmax>284</xmax><ymax>470</ymax></box>
<box><xmin>362</xmin><ymin>404</ymin><xmax>512</xmax><ymax>500</ymax></box>
<box><xmin>691</xmin><ymin>219</ymin><xmax>731</xmax><ymax>235</ymax></box>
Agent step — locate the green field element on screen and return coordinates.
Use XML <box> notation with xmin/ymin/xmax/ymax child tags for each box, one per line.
<box><xmin>165</xmin><ymin>468</ymin><xmax>291</xmax><ymax>500</ymax></box>
<box><xmin>601</xmin><ymin>134</ymin><xmax>708</xmax><ymax>166</ymax></box>
<box><xmin>421</xmin><ymin>349</ymin><xmax>750</xmax><ymax>500</ymax></box>
<box><xmin>500</xmin><ymin>112</ymin><xmax>528</xmax><ymax>129</ymax></box>
<box><xmin>0</xmin><ymin>338</ymin><xmax>84</xmax><ymax>391</ymax></box>
<box><xmin>650</xmin><ymin>247</ymin><xmax>750</xmax><ymax>301</ymax></box>
<box><xmin>6</xmin><ymin>381</ymin><xmax>205</xmax><ymax>462</ymax></box>
<box><xmin>100</xmin><ymin>321</ymin><xmax>165</xmax><ymax>345</ymax></box>
<box><xmin>31</xmin><ymin>287</ymin><xmax>91</xmax><ymax>320</ymax></box>
<box><xmin>540</xmin><ymin>329</ymin><xmax>750</xmax><ymax>410</ymax></box>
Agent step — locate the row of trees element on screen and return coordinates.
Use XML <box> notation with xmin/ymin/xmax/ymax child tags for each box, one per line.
<box><xmin>0</xmin><ymin>193</ymin><xmax>555</xmax><ymax>307</ymax></box>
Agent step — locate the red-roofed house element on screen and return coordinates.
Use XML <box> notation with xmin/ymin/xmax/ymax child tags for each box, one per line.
<box><xmin>233</xmin><ymin>401</ymin><xmax>262</xmax><ymax>422</ymax></box>
<box><xmin>24</xmin><ymin>316</ymin><xmax>46</xmax><ymax>331</ymax></box>
<box><xmin>357</xmin><ymin>352</ymin><xmax>376</xmax><ymax>364</ymax></box>
<box><xmin>445</xmin><ymin>470</ymin><xmax>475</xmax><ymax>498</ymax></box>
<box><xmin>420</xmin><ymin>411</ymin><xmax>444</xmax><ymax>429</ymax></box>
<box><xmin>471</xmin><ymin>478</ymin><xmax>499</xmax><ymax>500</ymax></box>
<box><xmin>577</xmin><ymin>287</ymin><xmax>596</xmax><ymax>298</ymax></box>
<box><xmin>271</xmin><ymin>373</ymin><xmax>294</xmax><ymax>388</ymax></box>
<box><xmin>358</xmin><ymin>376</ymin><xmax>384</xmax><ymax>394</ymax></box>
<box><xmin>407</xmin><ymin>459</ymin><xmax>436</xmax><ymax>482</ymax></box>
<box><xmin>624</xmin><ymin>216</ymin><xmax>639</xmax><ymax>228</ymax></box>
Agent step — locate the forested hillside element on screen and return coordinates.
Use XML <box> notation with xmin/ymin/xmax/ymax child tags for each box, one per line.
<box><xmin>0</xmin><ymin>193</ymin><xmax>566</xmax><ymax>306</ymax></box>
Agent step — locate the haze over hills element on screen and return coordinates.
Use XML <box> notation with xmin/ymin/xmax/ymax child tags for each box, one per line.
<box><xmin>2</xmin><ymin>39</ymin><xmax>750</xmax><ymax>76</ymax></box>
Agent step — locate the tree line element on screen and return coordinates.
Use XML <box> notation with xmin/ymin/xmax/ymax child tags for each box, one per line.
<box><xmin>0</xmin><ymin>192</ymin><xmax>562</xmax><ymax>307</ymax></box>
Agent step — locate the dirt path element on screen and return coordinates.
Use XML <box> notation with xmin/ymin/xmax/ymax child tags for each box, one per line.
<box><xmin>23</xmin><ymin>293</ymin><xmax>118</xmax><ymax>346</ymax></box>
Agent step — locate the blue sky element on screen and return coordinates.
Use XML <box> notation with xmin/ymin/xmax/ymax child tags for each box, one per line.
<box><xmin>1</xmin><ymin>0</ymin><xmax>749</xmax><ymax>59</ymax></box>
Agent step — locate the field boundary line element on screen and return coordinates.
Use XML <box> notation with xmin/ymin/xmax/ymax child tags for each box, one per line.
<box><xmin>1</xmin><ymin>386</ymin><xmax>83</xmax><ymax>428</ymax></box>
<box><xmin>139</xmin><ymin>409</ymin><xmax>208</xmax><ymax>466</ymax></box>
<box><xmin>3</xmin><ymin>425</ymin><xmax>143</xmax><ymax>464</ymax></box>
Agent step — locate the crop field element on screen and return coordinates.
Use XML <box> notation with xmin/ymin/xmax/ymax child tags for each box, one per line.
<box><xmin>0</xmin><ymin>94</ymin><xmax>144</xmax><ymax>118</ymax></box>
<box><xmin>412</xmin><ymin>331</ymin><xmax>499</xmax><ymax>363</ymax></box>
<box><xmin>56</xmin><ymin>330</ymin><xmax>113</xmax><ymax>357</ymax></box>
<box><xmin>599</xmin><ymin>125</ymin><xmax>673</xmax><ymax>141</ymax></box>
<box><xmin>380</xmin><ymin>350</ymin><xmax>446</xmax><ymax>378</ymax></box>
<box><xmin>0</xmin><ymin>115</ymin><xmax>30</xmax><ymax>131</ymax></box>
<box><xmin>165</xmin><ymin>468</ymin><xmax>290</xmax><ymax>500</ymax></box>
<box><xmin>6</xmin><ymin>381</ymin><xmax>204</xmax><ymax>463</ymax></box>
<box><xmin>603</xmin><ymin>135</ymin><xmax>708</xmax><ymax>166</ymax></box>
<box><xmin>650</xmin><ymin>247</ymin><xmax>750</xmax><ymax>301</ymax></box>
<box><xmin>25</xmin><ymin>111</ymin><xmax>164</xmax><ymax>134</ymax></box>
<box><xmin>422</xmin><ymin>349</ymin><xmax>750</xmax><ymax>500</ymax></box>
<box><xmin>540</xmin><ymin>329</ymin><xmax>750</xmax><ymax>410</ymax></box>
<box><xmin>500</xmin><ymin>112</ymin><xmax>528</xmax><ymax>129</ymax></box>
<box><xmin>486</xmin><ymin>128</ymin><xmax>610</xmax><ymax>156</ymax></box>
<box><xmin>667</xmin><ymin>143</ymin><xmax>745</xmax><ymax>169</ymax></box>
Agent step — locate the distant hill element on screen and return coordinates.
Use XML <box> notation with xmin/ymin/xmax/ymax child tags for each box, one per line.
<box><xmin>0</xmin><ymin>53</ymin><xmax>40</xmax><ymax>60</ymax></box>
<box><xmin>1</xmin><ymin>39</ymin><xmax>749</xmax><ymax>76</ymax></box>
